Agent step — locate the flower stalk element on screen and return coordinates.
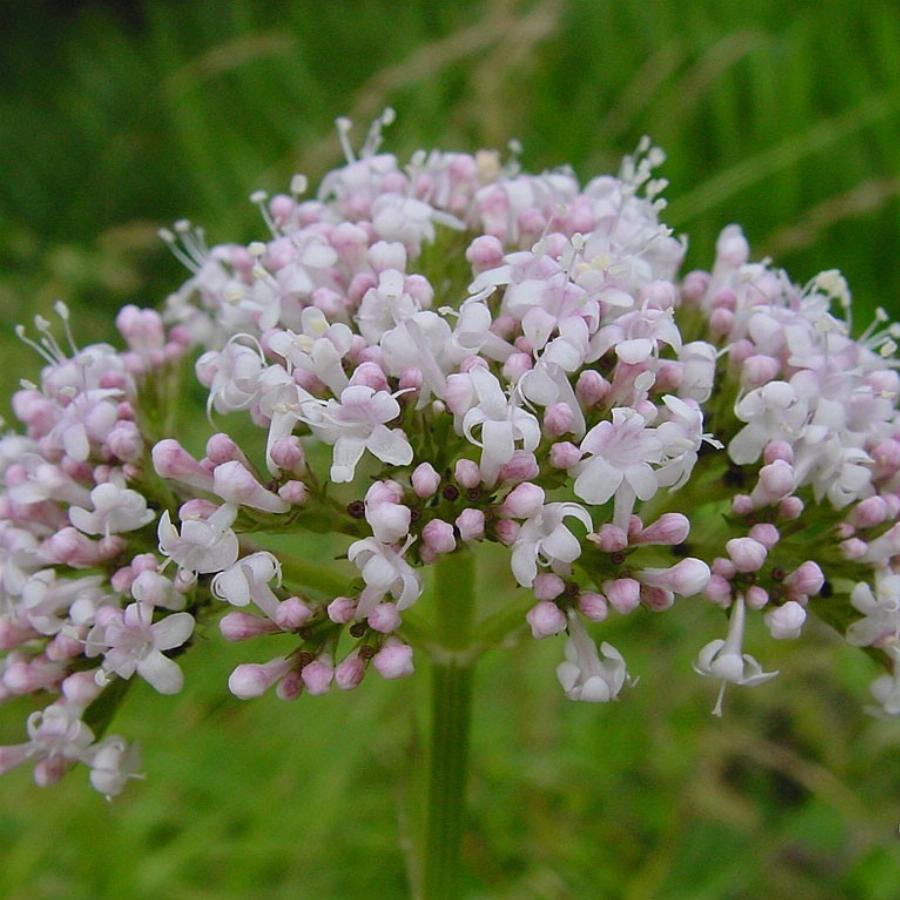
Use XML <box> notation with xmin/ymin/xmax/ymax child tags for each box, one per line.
<box><xmin>422</xmin><ymin>549</ymin><xmax>477</xmax><ymax>899</ymax></box>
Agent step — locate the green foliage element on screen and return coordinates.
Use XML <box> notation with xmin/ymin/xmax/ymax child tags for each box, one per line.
<box><xmin>1</xmin><ymin>1</ymin><xmax>898</xmax><ymax>896</ymax></box>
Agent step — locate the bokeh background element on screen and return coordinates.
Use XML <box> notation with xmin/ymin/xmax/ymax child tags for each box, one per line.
<box><xmin>1</xmin><ymin>1</ymin><xmax>899</xmax><ymax>897</ymax></box>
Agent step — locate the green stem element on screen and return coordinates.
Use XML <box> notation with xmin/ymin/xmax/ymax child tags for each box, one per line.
<box><xmin>422</xmin><ymin>549</ymin><xmax>477</xmax><ymax>899</ymax></box>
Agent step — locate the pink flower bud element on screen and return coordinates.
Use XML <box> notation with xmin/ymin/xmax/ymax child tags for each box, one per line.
<box><xmin>411</xmin><ymin>463</ymin><xmax>441</xmax><ymax>498</ymax></box>
<box><xmin>654</xmin><ymin>362</ymin><xmax>683</xmax><ymax>392</ymax></box>
<box><xmin>33</xmin><ymin>757</ymin><xmax>69</xmax><ymax>787</ymax></box>
<box><xmin>213</xmin><ymin>461</ymin><xmax>289</xmax><ymax>513</ymax></box>
<box><xmin>494</xmin><ymin>519</ymin><xmax>520</xmax><ymax>546</ymax></box>
<box><xmin>45</xmin><ymin>633</ymin><xmax>82</xmax><ymax>661</ymax></box>
<box><xmin>765</xmin><ymin>600</ymin><xmax>806</xmax><ymax>639</ymax></box>
<box><xmin>301</xmin><ymin>658</ymin><xmax>333</xmax><ymax>695</ymax></box>
<box><xmin>543</xmin><ymin>403</ymin><xmax>574</xmax><ymax>437</ymax></box>
<box><xmin>575</xmin><ymin>370</ymin><xmax>609</xmax><ymax>407</ymax></box>
<box><xmin>110</xmin><ymin>566</ymin><xmax>135</xmax><ymax>594</ymax></box>
<box><xmin>276</xmin><ymin>670</ymin><xmax>303</xmax><ymax>701</ymax></box>
<box><xmin>205</xmin><ymin>433</ymin><xmax>249</xmax><ymax>467</ymax></box>
<box><xmin>349</xmin><ymin>361</ymin><xmax>389</xmax><ymax>391</ymax></box>
<box><xmin>745</xmin><ymin>585</ymin><xmax>769</xmax><ymax>610</ymax></box>
<box><xmin>220</xmin><ymin>611</ymin><xmax>280</xmax><ymax>641</ymax></box>
<box><xmin>726</xmin><ymin>537</ymin><xmax>767</xmax><ymax>573</ymax></box>
<box><xmin>455</xmin><ymin>508</ymin><xmax>485</xmax><ymax>542</ymax></box>
<box><xmin>368</xmin><ymin>603</ymin><xmax>401</xmax><ymax>634</ymax></box>
<box><xmin>716</xmin><ymin>226</ymin><xmax>749</xmax><ymax>266</ymax></box>
<box><xmin>498</xmin><ymin>451</ymin><xmax>539</xmax><ymax>484</ymax></box>
<box><xmin>709</xmin><ymin>307</ymin><xmax>735</xmax><ymax>338</ymax></box>
<box><xmin>327</xmin><ymin>596</ymin><xmax>356</xmax><ymax>624</ymax></box>
<box><xmin>335</xmin><ymin>653</ymin><xmax>365</xmax><ymax>691</ymax></box>
<box><xmin>637</xmin><ymin>513</ymin><xmax>690</xmax><ymax>546</ymax></box>
<box><xmin>273</xmin><ymin>597</ymin><xmax>313</xmax><ymax>630</ymax></box>
<box><xmin>372</xmin><ymin>639</ymin><xmax>414</xmax><ymax>679</ymax></box>
<box><xmin>421</xmin><ymin>519</ymin><xmax>456</xmax><ymax>555</ymax></box>
<box><xmin>731</xmin><ymin>494</ymin><xmax>754</xmax><ymax>516</ymax></box>
<box><xmin>490</xmin><ymin>315</ymin><xmax>517</xmax><ymax>339</ymax></box>
<box><xmin>502</xmin><ymin>353</ymin><xmax>533</xmax><ymax>381</ymax></box>
<box><xmin>366</xmin><ymin>480</ymin><xmax>404</xmax><ymax>507</ymax></box>
<box><xmin>500</xmin><ymin>482</ymin><xmax>545</xmax><ymax>519</ymax></box>
<box><xmin>763</xmin><ymin>440</ymin><xmax>794</xmax><ymax>465</ymax></box>
<box><xmin>526</xmin><ymin>601</ymin><xmax>567</xmax><ymax>638</ymax></box>
<box><xmin>550</xmin><ymin>441</ymin><xmax>582</xmax><ymax>469</ymax></box>
<box><xmin>604</xmin><ymin>578</ymin><xmax>641</xmax><ymax>614</ymax></box>
<box><xmin>752</xmin><ymin>460</ymin><xmax>794</xmax><ymax>506</ymax></box>
<box><xmin>749</xmin><ymin>523</ymin><xmax>780</xmax><ymax>549</ymax></box>
<box><xmin>278</xmin><ymin>480</ymin><xmax>308</xmax><ymax>505</ymax></box>
<box><xmin>269</xmin><ymin>436</ymin><xmax>306</xmax><ymax>475</ymax></box>
<box><xmin>228</xmin><ymin>658</ymin><xmax>291</xmax><ymax>699</ymax></box>
<box><xmin>784</xmin><ymin>561</ymin><xmax>824</xmax><ymax>598</ymax></box>
<box><xmin>533</xmin><ymin>573</ymin><xmax>565</xmax><ymax>601</ymax></box>
<box><xmin>641</xmin><ymin>585</ymin><xmax>674</xmax><ymax>611</ymax></box>
<box><xmin>590</xmin><ymin>525</ymin><xmax>628</xmax><ymax>553</ymax></box>
<box><xmin>728</xmin><ymin>339</ymin><xmax>754</xmax><ymax>366</ymax></box>
<box><xmin>741</xmin><ymin>354</ymin><xmax>780</xmax><ymax>387</ymax></box>
<box><xmin>850</xmin><ymin>496</ymin><xmax>889</xmax><ymax>529</ymax></box>
<box><xmin>779</xmin><ymin>496</ymin><xmax>804</xmax><ymax>519</ymax></box>
<box><xmin>681</xmin><ymin>269</ymin><xmax>710</xmax><ymax>302</ymax></box>
<box><xmin>152</xmin><ymin>439</ymin><xmax>214</xmax><ymax>491</ymax></box>
<box><xmin>179</xmin><ymin>498</ymin><xmax>219</xmax><ymax>520</ymax></box>
<box><xmin>704</xmin><ymin>574</ymin><xmax>732</xmax><ymax>605</ymax></box>
<box><xmin>0</xmin><ymin>618</ymin><xmax>36</xmax><ymax>650</ymax></box>
<box><xmin>62</xmin><ymin>671</ymin><xmax>104</xmax><ymax>707</ymax></box>
<box><xmin>454</xmin><ymin>459</ymin><xmax>481</xmax><ymax>489</ymax></box>
<box><xmin>398</xmin><ymin>367</ymin><xmax>423</xmax><ymax>392</ymax></box>
<box><xmin>578</xmin><ymin>592</ymin><xmax>608</xmax><ymax>622</ymax></box>
<box><xmin>640</xmin><ymin>558</ymin><xmax>710</xmax><ymax>597</ymax></box>
<box><xmin>106</xmin><ymin>421</ymin><xmax>143</xmax><ymax>462</ymax></box>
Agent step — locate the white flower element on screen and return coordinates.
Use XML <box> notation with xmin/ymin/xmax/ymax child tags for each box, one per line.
<box><xmin>306</xmin><ymin>385</ymin><xmax>413</xmax><ymax>483</ymax></box>
<box><xmin>347</xmin><ymin>536</ymin><xmax>422</xmax><ymax>618</ymax></box>
<box><xmin>157</xmin><ymin>505</ymin><xmax>239</xmax><ymax>577</ymax></box>
<box><xmin>212</xmin><ymin>552</ymin><xmax>282</xmax><ymax>619</ymax></box>
<box><xmin>573</xmin><ymin>407</ymin><xmax>664</xmax><ymax>529</ymax></box>
<box><xmin>86</xmin><ymin>603</ymin><xmax>194</xmax><ymax>694</ymax></box>
<box><xmin>693</xmin><ymin>595</ymin><xmax>778</xmax><ymax>716</ymax></box>
<box><xmin>867</xmin><ymin>645</ymin><xmax>900</xmax><ymax>718</ymax></box>
<box><xmin>355</xmin><ymin>269</ymin><xmax>419</xmax><ymax>344</ymax></box>
<box><xmin>380</xmin><ymin>310</ymin><xmax>454</xmax><ymax>406</ymax></box>
<box><xmin>729</xmin><ymin>381</ymin><xmax>808</xmax><ymax>465</ymax></box>
<box><xmin>0</xmin><ymin>702</ymin><xmax>95</xmax><ymax>778</ymax></box>
<box><xmin>69</xmin><ymin>483</ymin><xmax>155</xmax><ymax>536</ymax></box>
<box><xmin>267</xmin><ymin>308</ymin><xmax>353</xmax><ymax>396</ymax></box>
<box><xmin>510</xmin><ymin>500</ymin><xmax>592</xmax><ymax>587</ymax></box>
<box><xmin>462</xmin><ymin>367</ymin><xmax>541</xmax><ymax>486</ymax></box>
<box><xmin>556</xmin><ymin>612</ymin><xmax>629</xmax><ymax>702</ymax></box>
<box><xmin>846</xmin><ymin>573</ymin><xmax>900</xmax><ymax>647</ymax></box>
<box><xmin>655</xmin><ymin>395</ymin><xmax>719</xmax><ymax>491</ymax></box>
<box><xmin>198</xmin><ymin>336</ymin><xmax>266</xmax><ymax>415</ymax></box>
<box><xmin>87</xmin><ymin>736</ymin><xmax>142</xmax><ymax>797</ymax></box>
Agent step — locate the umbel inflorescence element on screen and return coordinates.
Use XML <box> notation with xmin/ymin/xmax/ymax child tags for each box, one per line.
<box><xmin>1</xmin><ymin>112</ymin><xmax>898</xmax><ymax>796</ymax></box>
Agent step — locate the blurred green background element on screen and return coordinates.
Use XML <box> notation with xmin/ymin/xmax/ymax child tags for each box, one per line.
<box><xmin>1</xmin><ymin>1</ymin><xmax>899</xmax><ymax>897</ymax></box>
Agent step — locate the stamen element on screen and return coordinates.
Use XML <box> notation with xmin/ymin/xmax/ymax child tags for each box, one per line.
<box><xmin>250</xmin><ymin>190</ymin><xmax>277</xmax><ymax>236</ymax></box>
<box><xmin>335</xmin><ymin>117</ymin><xmax>355</xmax><ymax>163</ymax></box>
<box><xmin>53</xmin><ymin>301</ymin><xmax>79</xmax><ymax>355</ymax></box>
<box><xmin>15</xmin><ymin>325</ymin><xmax>57</xmax><ymax>366</ymax></box>
<box><xmin>361</xmin><ymin>107</ymin><xmax>396</xmax><ymax>158</ymax></box>
<box><xmin>289</xmin><ymin>174</ymin><xmax>308</xmax><ymax>197</ymax></box>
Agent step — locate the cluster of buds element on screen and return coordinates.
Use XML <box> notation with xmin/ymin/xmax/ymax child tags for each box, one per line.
<box><xmin>1</xmin><ymin>113</ymin><xmax>897</xmax><ymax>796</ymax></box>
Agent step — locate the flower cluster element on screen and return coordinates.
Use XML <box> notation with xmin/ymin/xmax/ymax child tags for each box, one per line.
<box><xmin>2</xmin><ymin>114</ymin><xmax>897</xmax><ymax>795</ymax></box>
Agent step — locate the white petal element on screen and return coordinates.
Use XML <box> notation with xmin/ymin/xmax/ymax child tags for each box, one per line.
<box><xmin>137</xmin><ymin>651</ymin><xmax>184</xmax><ymax>694</ymax></box>
<box><xmin>366</xmin><ymin>425</ymin><xmax>414</xmax><ymax>467</ymax></box>
<box><xmin>151</xmin><ymin>612</ymin><xmax>195</xmax><ymax>651</ymax></box>
<box><xmin>331</xmin><ymin>437</ymin><xmax>366</xmax><ymax>483</ymax></box>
